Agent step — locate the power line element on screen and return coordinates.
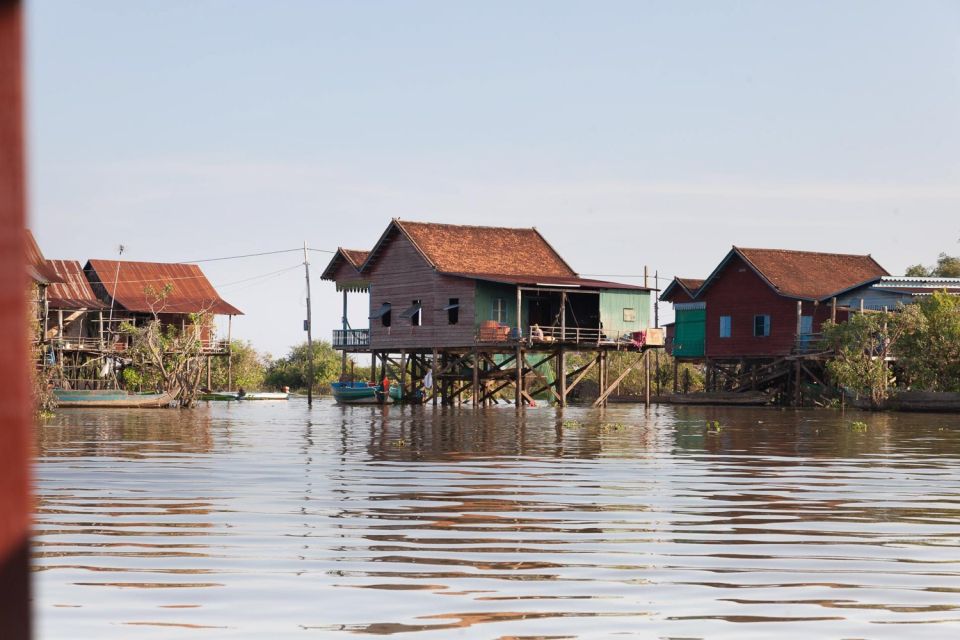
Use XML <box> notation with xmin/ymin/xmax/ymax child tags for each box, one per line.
<box><xmin>184</xmin><ymin>248</ymin><xmax>304</xmax><ymax>263</ymax></box>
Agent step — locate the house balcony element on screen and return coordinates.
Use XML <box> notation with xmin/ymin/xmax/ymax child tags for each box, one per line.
<box><xmin>476</xmin><ymin>323</ymin><xmax>664</xmax><ymax>349</ymax></box>
<box><xmin>333</xmin><ymin>328</ymin><xmax>370</xmax><ymax>350</ymax></box>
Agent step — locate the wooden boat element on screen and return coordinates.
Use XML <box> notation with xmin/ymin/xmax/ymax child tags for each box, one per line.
<box><xmin>53</xmin><ymin>389</ymin><xmax>175</xmax><ymax>408</ymax></box>
<box><xmin>847</xmin><ymin>391</ymin><xmax>960</xmax><ymax>412</ymax></box>
<box><xmin>200</xmin><ymin>391</ymin><xmax>240</xmax><ymax>401</ymax></box>
<box><xmin>331</xmin><ymin>381</ymin><xmax>392</xmax><ymax>405</ymax></box>
<box><xmin>389</xmin><ymin>386</ymin><xmax>424</xmax><ymax>403</ymax></box>
<box><xmin>239</xmin><ymin>391</ymin><xmax>289</xmax><ymax>401</ymax></box>
<box><xmin>666</xmin><ymin>391</ymin><xmax>773</xmax><ymax>406</ymax></box>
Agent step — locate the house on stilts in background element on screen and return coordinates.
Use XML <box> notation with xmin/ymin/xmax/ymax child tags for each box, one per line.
<box><xmin>660</xmin><ymin>246</ymin><xmax>890</xmax><ymax>403</ymax></box>
<box><xmin>28</xmin><ymin>237</ymin><xmax>243</xmax><ymax>390</ymax></box>
<box><xmin>321</xmin><ymin>219</ymin><xmax>664</xmax><ymax>406</ymax></box>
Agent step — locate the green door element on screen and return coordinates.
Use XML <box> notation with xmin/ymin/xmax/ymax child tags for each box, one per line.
<box><xmin>674</xmin><ymin>306</ymin><xmax>705</xmax><ymax>358</ymax></box>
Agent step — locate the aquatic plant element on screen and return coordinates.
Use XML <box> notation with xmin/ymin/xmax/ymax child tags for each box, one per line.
<box><xmin>850</xmin><ymin>420</ymin><xmax>868</xmax><ymax>432</ymax></box>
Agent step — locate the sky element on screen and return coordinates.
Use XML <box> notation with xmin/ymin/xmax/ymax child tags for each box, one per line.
<box><xmin>26</xmin><ymin>0</ymin><xmax>960</xmax><ymax>357</ymax></box>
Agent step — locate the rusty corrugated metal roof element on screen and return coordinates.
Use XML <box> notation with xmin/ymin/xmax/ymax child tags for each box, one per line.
<box><xmin>45</xmin><ymin>260</ymin><xmax>106</xmax><ymax>309</ymax></box>
<box><xmin>26</xmin><ymin>230</ymin><xmax>63</xmax><ymax>284</ymax></box>
<box><xmin>85</xmin><ymin>259</ymin><xmax>242</xmax><ymax>315</ymax></box>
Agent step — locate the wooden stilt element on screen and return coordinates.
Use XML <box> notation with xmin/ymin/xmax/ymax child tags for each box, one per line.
<box><xmin>673</xmin><ymin>358</ymin><xmax>679</xmax><ymax>393</ymax></box>
<box><xmin>558</xmin><ymin>348</ymin><xmax>567</xmax><ymax>407</ymax></box>
<box><xmin>515</xmin><ymin>345</ymin><xmax>524</xmax><ymax>407</ymax></box>
<box><xmin>399</xmin><ymin>349</ymin><xmax>407</xmax><ymax>403</ymax></box>
<box><xmin>644</xmin><ymin>350</ymin><xmax>651</xmax><ymax>407</ymax></box>
<box><xmin>472</xmin><ymin>349</ymin><xmax>479</xmax><ymax>407</ymax></box>
<box><xmin>431</xmin><ymin>348</ymin><xmax>438</xmax><ymax>406</ymax></box>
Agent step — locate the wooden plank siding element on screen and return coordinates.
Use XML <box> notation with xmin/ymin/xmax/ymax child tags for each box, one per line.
<box><xmin>703</xmin><ymin>254</ymin><xmax>838</xmax><ymax>358</ymax></box>
<box><xmin>367</xmin><ymin>233</ymin><xmax>477</xmax><ymax>350</ymax></box>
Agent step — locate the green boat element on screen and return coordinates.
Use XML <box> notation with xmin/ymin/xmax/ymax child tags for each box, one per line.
<box><xmin>331</xmin><ymin>381</ymin><xmax>393</xmax><ymax>405</ymax></box>
<box><xmin>53</xmin><ymin>389</ymin><xmax>175</xmax><ymax>409</ymax></box>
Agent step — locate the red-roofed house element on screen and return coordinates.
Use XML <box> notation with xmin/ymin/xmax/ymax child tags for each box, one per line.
<box><xmin>321</xmin><ymin>219</ymin><xmax>662</xmax><ymax>406</ymax></box>
<box><xmin>662</xmin><ymin>247</ymin><xmax>888</xmax><ymax>362</ymax></box>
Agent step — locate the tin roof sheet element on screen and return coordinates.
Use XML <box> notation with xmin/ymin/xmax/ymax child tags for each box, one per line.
<box><xmin>45</xmin><ymin>260</ymin><xmax>105</xmax><ymax>309</ymax></box>
<box><xmin>86</xmin><ymin>259</ymin><xmax>242</xmax><ymax>315</ymax></box>
<box><xmin>26</xmin><ymin>230</ymin><xmax>63</xmax><ymax>284</ymax></box>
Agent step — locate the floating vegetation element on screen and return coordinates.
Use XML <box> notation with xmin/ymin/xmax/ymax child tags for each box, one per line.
<box><xmin>706</xmin><ymin>420</ymin><xmax>723</xmax><ymax>433</ymax></box>
<box><xmin>390</xmin><ymin>438</ymin><xmax>407</xmax><ymax>447</ymax></box>
<box><xmin>562</xmin><ymin>419</ymin><xmax>582</xmax><ymax>428</ymax></box>
<box><xmin>850</xmin><ymin>421</ymin><xmax>868</xmax><ymax>432</ymax></box>
<box><xmin>600</xmin><ymin>422</ymin><xmax>626</xmax><ymax>432</ymax></box>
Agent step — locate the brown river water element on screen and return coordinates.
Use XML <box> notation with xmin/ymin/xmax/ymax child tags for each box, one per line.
<box><xmin>33</xmin><ymin>400</ymin><xmax>960</xmax><ymax>639</ymax></box>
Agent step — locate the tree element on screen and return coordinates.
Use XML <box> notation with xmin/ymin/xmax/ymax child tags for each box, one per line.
<box><xmin>265</xmin><ymin>341</ymin><xmax>343</xmax><ymax>393</ymax></box>
<box><xmin>896</xmin><ymin>292</ymin><xmax>960</xmax><ymax>392</ymax></box>
<box><xmin>119</xmin><ymin>284</ymin><xmax>212</xmax><ymax>407</ymax></box>
<box><xmin>208</xmin><ymin>340</ymin><xmax>270</xmax><ymax>390</ymax></box>
<box><xmin>822</xmin><ymin>310</ymin><xmax>912</xmax><ymax>405</ymax></box>
<box><xmin>905</xmin><ymin>253</ymin><xmax>960</xmax><ymax>278</ymax></box>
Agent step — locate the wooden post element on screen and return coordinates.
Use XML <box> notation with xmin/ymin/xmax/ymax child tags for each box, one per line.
<box><xmin>831</xmin><ymin>297</ymin><xmax>837</xmax><ymax>323</ymax></box>
<box><xmin>515</xmin><ymin>345</ymin><xmax>523</xmax><ymax>407</ymax></box>
<box><xmin>644</xmin><ymin>350</ymin><xmax>650</xmax><ymax>407</ymax></box>
<box><xmin>227</xmin><ymin>314</ymin><xmax>233</xmax><ymax>391</ymax></box>
<box><xmin>399</xmin><ymin>349</ymin><xmax>407</xmax><ymax>403</ymax></box>
<box><xmin>206</xmin><ymin>355</ymin><xmax>211</xmax><ymax>389</ymax></box>
<box><xmin>558</xmin><ymin>348</ymin><xmax>567</xmax><ymax>407</ymax></box>
<box><xmin>303</xmin><ymin>243</ymin><xmax>314</xmax><ymax>406</ymax></box>
<box><xmin>560</xmin><ymin>291</ymin><xmax>567</xmax><ymax>341</ymax></box>
<box><xmin>432</xmin><ymin>348</ymin><xmax>438</xmax><ymax>406</ymax></box>
<box><xmin>859</xmin><ymin>298</ymin><xmax>864</xmax><ymax>313</ymax></box>
<box><xmin>673</xmin><ymin>358</ymin><xmax>679</xmax><ymax>393</ymax></box>
<box><xmin>340</xmin><ymin>288</ymin><xmax>348</xmax><ymax>376</ymax></box>
<box><xmin>796</xmin><ymin>300</ymin><xmax>802</xmax><ymax>350</ymax></box>
<box><xmin>794</xmin><ymin>360</ymin><xmax>802</xmax><ymax>406</ymax></box>
<box><xmin>472</xmin><ymin>349</ymin><xmax>479</xmax><ymax>407</ymax></box>
<box><xmin>370</xmin><ymin>351</ymin><xmax>376</xmax><ymax>383</ymax></box>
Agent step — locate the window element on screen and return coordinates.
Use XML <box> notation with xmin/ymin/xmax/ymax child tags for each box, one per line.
<box><xmin>445</xmin><ymin>298</ymin><xmax>460</xmax><ymax>325</ymax></box>
<box><xmin>400</xmin><ymin>300</ymin><xmax>422</xmax><ymax>326</ymax></box>
<box><xmin>623</xmin><ymin>308</ymin><xmax>636</xmax><ymax>322</ymax></box>
<box><xmin>370</xmin><ymin>302</ymin><xmax>391</xmax><ymax>327</ymax></box>
<box><xmin>411</xmin><ymin>299</ymin><xmax>421</xmax><ymax>326</ymax></box>
<box><xmin>753</xmin><ymin>314</ymin><xmax>770</xmax><ymax>337</ymax></box>
<box><xmin>719</xmin><ymin>315</ymin><xmax>731</xmax><ymax>338</ymax></box>
<box><xmin>491</xmin><ymin>298</ymin><xmax>506</xmax><ymax>323</ymax></box>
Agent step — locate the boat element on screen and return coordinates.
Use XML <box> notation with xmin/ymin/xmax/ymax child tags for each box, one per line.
<box><xmin>199</xmin><ymin>391</ymin><xmax>290</xmax><ymax>401</ymax></box>
<box><xmin>53</xmin><ymin>389</ymin><xmax>175</xmax><ymax>408</ymax></box>
<box><xmin>666</xmin><ymin>391</ymin><xmax>773</xmax><ymax>406</ymax></box>
<box><xmin>238</xmin><ymin>391</ymin><xmax>289</xmax><ymax>401</ymax></box>
<box><xmin>389</xmin><ymin>385</ymin><xmax>424</xmax><ymax>403</ymax></box>
<box><xmin>331</xmin><ymin>381</ymin><xmax>392</xmax><ymax>405</ymax></box>
<box><xmin>846</xmin><ymin>390</ymin><xmax>960</xmax><ymax>412</ymax></box>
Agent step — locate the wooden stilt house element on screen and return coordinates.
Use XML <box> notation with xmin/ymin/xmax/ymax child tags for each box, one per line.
<box><xmin>322</xmin><ymin>219</ymin><xmax>664</xmax><ymax>406</ymax></box>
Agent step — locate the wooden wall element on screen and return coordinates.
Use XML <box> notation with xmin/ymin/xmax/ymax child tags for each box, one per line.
<box><xmin>702</xmin><ymin>254</ymin><xmax>834</xmax><ymax>358</ymax></box>
<box><xmin>366</xmin><ymin>233</ymin><xmax>476</xmax><ymax>349</ymax></box>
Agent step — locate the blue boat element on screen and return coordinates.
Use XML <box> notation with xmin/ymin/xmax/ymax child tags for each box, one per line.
<box><xmin>331</xmin><ymin>381</ymin><xmax>393</xmax><ymax>405</ymax></box>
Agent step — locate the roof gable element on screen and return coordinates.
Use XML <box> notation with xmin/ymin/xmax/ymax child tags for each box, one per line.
<box><xmin>360</xmin><ymin>219</ymin><xmax>577</xmax><ymax>278</ymax></box>
<box><xmin>26</xmin><ymin>230</ymin><xmax>62</xmax><ymax>284</ymax></box>
<box><xmin>660</xmin><ymin>277</ymin><xmax>704</xmax><ymax>302</ymax></box>
<box><xmin>320</xmin><ymin>248</ymin><xmax>370</xmax><ymax>281</ymax></box>
<box><xmin>698</xmin><ymin>247</ymin><xmax>889</xmax><ymax>301</ymax></box>
<box><xmin>45</xmin><ymin>260</ymin><xmax>105</xmax><ymax>309</ymax></box>
<box><xmin>85</xmin><ymin>259</ymin><xmax>242</xmax><ymax>315</ymax></box>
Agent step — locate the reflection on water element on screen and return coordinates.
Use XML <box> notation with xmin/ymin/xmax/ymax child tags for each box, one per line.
<box><xmin>34</xmin><ymin>401</ymin><xmax>960</xmax><ymax>638</ymax></box>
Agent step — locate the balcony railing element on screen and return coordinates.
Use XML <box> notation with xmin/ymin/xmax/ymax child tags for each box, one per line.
<box><xmin>476</xmin><ymin>324</ymin><xmax>665</xmax><ymax>348</ymax></box>
<box><xmin>333</xmin><ymin>328</ymin><xmax>370</xmax><ymax>349</ymax></box>
<box><xmin>46</xmin><ymin>336</ymin><xmax>231</xmax><ymax>355</ymax></box>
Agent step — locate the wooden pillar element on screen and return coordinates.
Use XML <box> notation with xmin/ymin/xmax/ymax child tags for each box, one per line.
<box><xmin>0</xmin><ymin>2</ymin><xmax>33</xmax><ymax>633</ymax></box>
<box><xmin>370</xmin><ymin>351</ymin><xmax>376</xmax><ymax>383</ymax></box>
<box><xmin>515</xmin><ymin>345</ymin><xmax>524</xmax><ymax>407</ymax></box>
<box><xmin>399</xmin><ymin>349</ymin><xmax>407</xmax><ymax>403</ymax></box>
<box><xmin>598</xmin><ymin>351</ymin><xmax>606</xmax><ymax>406</ymax></box>
<box><xmin>206</xmin><ymin>355</ymin><xmax>212</xmax><ymax>389</ymax></box>
<box><xmin>558</xmin><ymin>348</ymin><xmax>567</xmax><ymax>407</ymax></box>
<box><xmin>227</xmin><ymin>314</ymin><xmax>233</xmax><ymax>391</ymax></box>
<box><xmin>340</xmin><ymin>289</ymin><xmax>348</xmax><ymax>375</ymax></box>
<box><xmin>644</xmin><ymin>350</ymin><xmax>651</xmax><ymax>407</ymax></box>
<box><xmin>472</xmin><ymin>349</ymin><xmax>479</xmax><ymax>407</ymax></box>
<box><xmin>831</xmin><ymin>297</ymin><xmax>837</xmax><ymax>323</ymax></box>
<box><xmin>560</xmin><ymin>291</ymin><xmax>567</xmax><ymax>342</ymax></box>
<box><xmin>796</xmin><ymin>300</ymin><xmax>802</xmax><ymax>349</ymax></box>
<box><xmin>794</xmin><ymin>360</ymin><xmax>802</xmax><ymax>406</ymax></box>
<box><xmin>673</xmin><ymin>358</ymin><xmax>679</xmax><ymax>393</ymax></box>
<box><xmin>431</xmin><ymin>348</ymin><xmax>438</xmax><ymax>406</ymax></box>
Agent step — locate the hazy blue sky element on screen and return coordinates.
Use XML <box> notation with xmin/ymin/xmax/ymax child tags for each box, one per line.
<box><xmin>27</xmin><ymin>0</ymin><xmax>960</xmax><ymax>356</ymax></box>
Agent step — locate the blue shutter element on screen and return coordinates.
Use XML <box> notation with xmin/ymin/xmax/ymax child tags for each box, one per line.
<box><xmin>763</xmin><ymin>315</ymin><xmax>771</xmax><ymax>336</ymax></box>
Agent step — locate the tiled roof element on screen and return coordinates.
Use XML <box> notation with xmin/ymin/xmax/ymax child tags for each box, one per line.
<box><xmin>391</xmin><ymin>220</ymin><xmax>577</xmax><ymax>278</ymax></box>
<box><xmin>448</xmin><ymin>272</ymin><xmax>651</xmax><ymax>291</ymax></box>
<box><xmin>676</xmin><ymin>278</ymin><xmax>704</xmax><ymax>295</ymax></box>
<box><xmin>736</xmin><ymin>247</ymin><xmax>889</xmax><ymax>300</ymax></box>
<box><xmin>85</xmin><ymin>260</ymin><xmax>242</xmax><ymax>315</ymax></box>
<box><xmin>45</xmin><ymin>260</ymin><xmax>105</xmax><ymax>309</ymax></box>
<box><xmin>341</xmin><ymin>249</ymin><xmax>369</xmax><ymax>268</ymax></box>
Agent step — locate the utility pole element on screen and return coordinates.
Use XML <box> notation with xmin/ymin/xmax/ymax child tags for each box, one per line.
<box><xmin>303</xmin><ymin>242</ymin><xmax>314</xmax><ymax>407</ymax></box>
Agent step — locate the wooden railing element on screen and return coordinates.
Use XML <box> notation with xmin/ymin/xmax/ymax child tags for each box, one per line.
<box><xmin>48</xmin><ymin>336</ymin><xmax>230</xmax><ymax>354</ymax></box>
<box><xmin>476</xmin><ymin>325</ymin><xmax>664</xmax><ymax>347</ymax></box>
<box><xmin>794</xmin><ymin>333</ymin><xmax>825</xmax><ymax>354</ymax></box>
<box><xmin>333</xmin><ymin>328</ymin><xmax>370</xmax><ymax>349</ymax></box>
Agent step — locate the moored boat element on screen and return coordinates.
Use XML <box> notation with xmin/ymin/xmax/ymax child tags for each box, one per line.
<box><xmin>331</xmin><ymin>381</ymin><xmax>392</xmax><ymax>405</ymax></box>
<box><xmin>239</xmin><ymin>391</ymin><xmax>290</xmax><ymax>401</ymax></box>
<box><xmin>53</xmin><ymin>389</ymin><xmax>175</xmax><ymax>409</ymax></box>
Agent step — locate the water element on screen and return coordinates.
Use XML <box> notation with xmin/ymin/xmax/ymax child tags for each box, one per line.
<box><xmin>33</xmin><ymin>400</ymin><xmax>960</xmax><ymax>638</ymax></box>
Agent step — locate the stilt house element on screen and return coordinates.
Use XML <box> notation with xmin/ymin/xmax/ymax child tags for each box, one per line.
<box><xmin>83</xmin><ymin>259</ymin><xmax>242</xmax><ymax>353</ymax></box>
<box><xmin>660</xmin><ymin>277</ymin><xmax>704</xmax><ymax>359</ymax></box>
<box><xmin>322</xmin><ymin>219</ymin><xmax>663</xmax><ymax>406</ymax></box>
